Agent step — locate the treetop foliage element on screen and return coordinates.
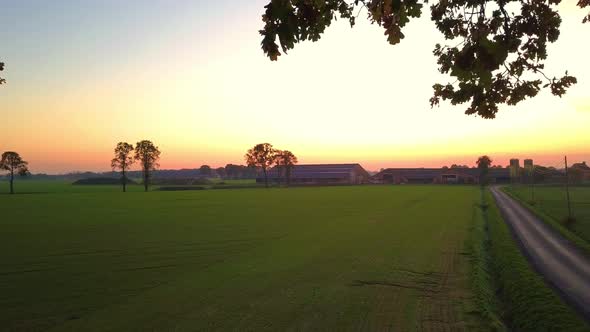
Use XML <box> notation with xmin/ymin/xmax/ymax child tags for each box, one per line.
<box><xmin>111</xmin><ymin>142</ymin><xmax>135</xmax><ymax>171</ymax></box>
<box><xmin>134</xmin><ymin>140</ymin><xmax>160</xmax><ymax>191</ymax></box>
<box><xmin>581</xmin><ymin>0</ymin><xmax>590</xmax><ymax>23</ymax></box>
<box><xmin>1</xmin><ymin>151</ymin><xmax>29</xmax><ymax>176</ymax></box>
<box><xmin>134</xmin><ymin>140</ymin><xmax>161</xmax><ymax>171</ymax></box>
<box><xmin>260</xmin><ymin>0</ymin><xmax>589</xmax><ymax>118</ymax></box>
<box><xmin>245</xmin><ymin>143</ymin><xmax>277</xmax><ymax>170</ymax></box>
<box><xmin>0</xmin><ymin>61</ymin><xmax>5</xmax><ymax>85</ymax></box>
<box><xmin>477</xmin><ymin>155</ymin><xmax>492</xmax><ymax>169</ymax></box>
<box><xmin>275</xmin><ymin>150</ymin><xmax>298</xmax><ymax>167</ymax></box>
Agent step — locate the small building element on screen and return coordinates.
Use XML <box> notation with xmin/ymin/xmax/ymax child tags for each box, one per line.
<box><xmin>257</xmin><ymin>164</ymin><xmax>370</xmax><ymax>185</ymax></box>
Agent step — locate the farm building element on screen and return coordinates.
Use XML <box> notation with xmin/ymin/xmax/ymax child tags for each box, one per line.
<box><xmin>372</xmin><ymin>167</ymin><xmax>511</xmax><ymax>184</ymax></box>
<box><xmin>570</xmin><ymin>162</ymin><xmax>590</xmax><ymax>182</ymax></box>
<box><xmin>257</xmin><ymin>164</ymin><xmax>370</xmax><ymax>185</ymax></box>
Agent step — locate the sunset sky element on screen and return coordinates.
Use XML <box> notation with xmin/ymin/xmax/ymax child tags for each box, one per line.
<box><xmin>1</xmin><ymin>1</ymin><xmax>589</xmax><ymax>173</ymax></box>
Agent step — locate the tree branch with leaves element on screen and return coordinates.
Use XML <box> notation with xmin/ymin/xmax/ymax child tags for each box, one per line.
<box><xmin>260</xmin><ymin>0</ymin><xmax>588</xmax><ymax>119</ymax></box>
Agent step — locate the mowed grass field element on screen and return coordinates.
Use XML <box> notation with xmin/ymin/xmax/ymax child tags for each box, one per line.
<box><xmin>1</xmin><ymin>184</ymin><xmax>485</xmax><ymax>331</ymax></box>
<box><xmin>507</xmin><ymin>185</ymin><xmax>590</xmax><ymax>243</ymax></box>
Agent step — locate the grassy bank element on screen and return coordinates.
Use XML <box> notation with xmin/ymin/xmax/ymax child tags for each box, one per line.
<box><xmin>467</xmin><ymin>190</ymin><xmax>506</xmax><ymax>331</ymax></box>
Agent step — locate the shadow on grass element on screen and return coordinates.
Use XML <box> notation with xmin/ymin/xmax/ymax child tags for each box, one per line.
<box><xmin>0</xmin><ymin>191</ymin><xmax>50</xmax><ymax>195</ymax></box>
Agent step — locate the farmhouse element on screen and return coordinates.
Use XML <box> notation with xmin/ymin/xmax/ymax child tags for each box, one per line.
<box><xmin>570</xmin><ymin>162</ymin><xmax>590</xmax><ymax>182</ymax></box>
<box><xmin>257</xmin><ymin>164</ymin><xmax>370</xmax><ymax>185</ymax></box>
<box><xmin>372</xmin><ymin>167</ymin><xmax>511</xmax><ymax>184</ymax></box>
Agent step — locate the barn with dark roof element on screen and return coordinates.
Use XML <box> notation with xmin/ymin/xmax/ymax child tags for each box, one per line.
<box><xmin>257</xmin><ymin>164</ymin><xmax>370</xmax><ymax>185</ymax></box>
<box><xmin>372</xmin><ymin>167</ymin><xmax>511</xmax><ymax>184</ymax></box>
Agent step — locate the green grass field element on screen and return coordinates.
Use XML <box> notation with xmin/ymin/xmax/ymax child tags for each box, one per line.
<box><xmin>506</xmin><ymin>185</ymin><xmax>590</xmax><ymax>243</ymax></box>
<box><xmin>0</xmin><ymin>179</ymin><xmax>257</xmax><ymax>195</ymax></box>
<box><xmin>0</xmin><ymin>180</ymin><xmax>146</xmax><ymax>193</ymax></box>
<box><xmin>0</xmin><ymin>183</ymin><xmax>486</xmax><ymax>331</ymax></box>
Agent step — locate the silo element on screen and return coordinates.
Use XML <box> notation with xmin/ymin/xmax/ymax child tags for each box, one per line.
<box><xmin>524</xmin><ymin>159</ymin><xmax>534</xmax><ymax>173</ymax></box>
<box><xmin>510</xmin><ymin>159</ymin><xmax>520</xmax><ymax>182</ymax></box>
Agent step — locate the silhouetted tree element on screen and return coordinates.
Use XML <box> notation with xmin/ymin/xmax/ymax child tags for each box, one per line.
<box><xmin>245</xmin><ymin>143</ymin><xmax>276</xmax><ymax>188</ymax></box>
<box><xmin>1</xmin><ymin>152</ymin><xmax>29</xmax><ymax>194</ymax></box>
<box><xmin>275</xmin><ymin>150</ymin><xmax>298</xmax><ymax>186</ymax></box>
<box><xmin>273</xmin><ymin>150</ymin><xmax>284</xmax><ymax>184</ymax></box>
<box><xmin>260</xmin><ymin>1</ymin><xmax>587</xmax><ymax>118</ymax></box>
<box><xmin>477</xmin><ymin>155</ymin><xmax>493</xmax><ymax>187</ymax></box>
<box><xmin>199</xmin><ymin>165</ymin><xmax>212</xmax><ymax>177</ymax></box>
<box><xmin>0</xmin><ymin>61</ymin><xmax>5</xmax><ymax>85</ymax></box>
<box><xmin>225</xmin><ymin>164</ymin><xmax>240</xmax><ymax>179</ymax></box>
<box><xmin>224</xmin><ymin>164</ymin><xmax>259</xmax><ymax>179</ymax></box>
<box><xmin>215</xmin><ymin>167</ymin><xmax>226</xmax><ymax>178</ymax></box>
<box><xmin>111</xmin><ymin>142</ymin><xmax>135</xmax><ymax>192</ymax></box>
<box><xmin>134</xmin><ymin>140</ymin><xmax>161</xmax><ymax>192</ymax></box>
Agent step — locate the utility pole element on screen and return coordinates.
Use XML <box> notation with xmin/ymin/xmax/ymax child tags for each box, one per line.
<box><xmin>530</xmin><ymin>167</ymin><xmax>535</xmax><ymax>202</ymax></box>
<box><xmin>564</xmin><ymin>156</ymin><xmax>572</xmax><ymax>220</ymax></box>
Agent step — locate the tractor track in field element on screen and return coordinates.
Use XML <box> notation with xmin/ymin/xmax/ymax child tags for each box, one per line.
<box><xmin>415</xmin><ymin>242</ymin><xmax>472</xmax><ymax>332</ymax></box>
<box><xmin>352</xmin><ymin>236</ymin><xmax>476</xmax><ymax>331</ymax></box>
<box><xmin>490</xmin><ymin>186</ymin><xmax>590</xmax><ymax>322</ymax></box>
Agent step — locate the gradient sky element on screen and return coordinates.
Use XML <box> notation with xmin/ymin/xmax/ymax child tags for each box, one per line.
<box><xmin>1</xmin><ymin>1</ymin><xmax>589</xmax><ymax>173</ymax></box>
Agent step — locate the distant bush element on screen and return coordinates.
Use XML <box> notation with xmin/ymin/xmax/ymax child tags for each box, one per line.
<box><xmin>72</xmin><ymin>178</ymin><xmax>137</xmax><ymax>185</ymax></box>
<box><xmin>150</xmin><ymin>178</ymin><xmax>213</xmax><ymax>186</ymax></box>
<box><xmin>156</xmin><ymin>186</ymin><xmax>206</xmax><ymax>191</ymax></box>
<box><xmin>192</xmin><ymin>178</ymin><xmax>214</xmax><ymax>185</ymax></box>
<box><xmin>562</xmin><ymin>216</ymin><xmax>577</xmax><ymax>227</ymax></box>
<box><xmin>211</xmin><ymin>184</ymin><xmax>263</xmax><ymax>190</ymax></box>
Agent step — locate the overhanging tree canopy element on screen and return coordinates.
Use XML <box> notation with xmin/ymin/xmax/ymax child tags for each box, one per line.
<box><xmin>260</xmin><ymin>0</ymin><xmax>589</xmax><ymax>118</ymax></box>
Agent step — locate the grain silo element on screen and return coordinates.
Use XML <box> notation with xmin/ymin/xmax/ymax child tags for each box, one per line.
<box><xmin>510</xmin><ymin>159</ymin><xmax>520</xmax><ymax>182</ymax></box>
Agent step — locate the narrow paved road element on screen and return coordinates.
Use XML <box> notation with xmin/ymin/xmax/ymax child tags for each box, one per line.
<box><xmin>490</xmin><ymin>187</ymin><xmax>590</xmax><ymax>321</ymax></box>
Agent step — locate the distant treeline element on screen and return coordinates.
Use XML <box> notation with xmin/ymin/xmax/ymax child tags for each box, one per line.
<box><xmin>3</xmin><ymin>164</ymin><xmax>259</xmax><ymax>181</ymax></box>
